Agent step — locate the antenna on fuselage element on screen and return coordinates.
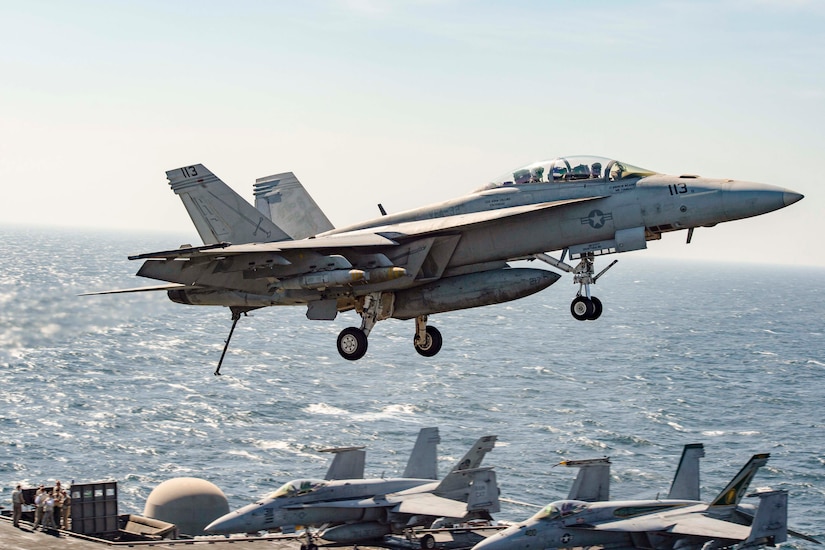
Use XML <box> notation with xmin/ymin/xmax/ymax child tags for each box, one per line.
<box><xmin>378</xmin><ymin>204</ymin><xmax>387</xmax><ymax>216</ymax></box>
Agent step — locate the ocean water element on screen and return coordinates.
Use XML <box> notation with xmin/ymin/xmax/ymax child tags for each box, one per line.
<box><xmin>1</xmin><ymin>224</ymin><xmax>823</xmax><ymax>546</ymax></box>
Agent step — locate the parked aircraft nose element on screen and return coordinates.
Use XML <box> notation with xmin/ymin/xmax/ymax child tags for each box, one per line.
<box><xmin>204</xmin><ymin>509</ymin><xmax>256</xmax><ymax>534</ymax></box>
<box><xmin>722</xmin><ymin>181</ymin><xmax>803</xmax><ymax>222</ymax></box>
<box><xmin>471</xmin><ymin>527</ymin><xmax>524</xmax><ymax>550</ymax></box>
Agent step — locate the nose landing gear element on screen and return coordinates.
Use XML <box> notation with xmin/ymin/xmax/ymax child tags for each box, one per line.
<box><xmin>534</xmin><ymin>251</ymin><xmax>616</xmax><ymax>322</ymax></box>
<box><xmin>571</xmin><ymin>295</ymin><xmax>603</xmax><ymax>321</ymax></box>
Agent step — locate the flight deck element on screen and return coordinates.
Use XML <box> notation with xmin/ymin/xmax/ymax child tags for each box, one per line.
<box><xmin>0</xmin><ymin>514</ymin><xmax>497</xmax><ymax>550</ymax></box>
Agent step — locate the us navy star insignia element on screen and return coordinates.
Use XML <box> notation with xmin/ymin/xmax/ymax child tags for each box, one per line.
<box><xmin>581</xmin><ymin>209</ymin><xmax>613</xmax><ymax>229</ymax></box>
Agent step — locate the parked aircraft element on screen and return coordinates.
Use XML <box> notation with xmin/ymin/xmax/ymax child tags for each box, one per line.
<box><xmin>313</xmin><ymin>426</ymin><xmax>440</xmax><ymax>481</ymax></box>
<box><xmin>472</xmin><ymin>452</ymin><xmax>820</xmax><ymax>550</ymax></box>
<box><xmin>204</xmin><ymin>435</ymin><xmax>499</xmax><ymax>546</ymax></box>
<box><xmin>536</xmin><ymin>443</ymin><xmax>703</xmax><ymax>506</ymax></box>
<box><xmin>85</xmin><ymin>156</ymin><xmax>803</xmax><ymax>363</ymax></box>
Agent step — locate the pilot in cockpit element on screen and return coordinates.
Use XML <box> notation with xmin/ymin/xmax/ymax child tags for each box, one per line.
<box><xmin>552</xmin><ymin>166</ymin><xmax>567</xmax><ymax>181</ymax></box>
<box><xmin>590</xmin><ymin>162</ymin><xmax>602</xmax><ymax>179</ymax></box>
<box><xmin>513</xmin><ymin>169</ymin><xmax>531</xmax><ymax>184</ymax></box>
<box><xmin>530</xmin><ymin>166</ymin><xmax>545</xmax><ymax>182</ymax></box>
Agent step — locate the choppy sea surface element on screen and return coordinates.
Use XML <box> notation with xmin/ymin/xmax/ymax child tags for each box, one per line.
<box><xmin>1</xmin><ymin>224</ymin><xmax>823</xmax><ymax>545</ymax></box>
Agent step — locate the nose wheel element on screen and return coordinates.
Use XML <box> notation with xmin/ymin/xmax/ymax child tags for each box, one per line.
<box><xmin>571</xmin><ymin>295</ymin><xmax>602</xmax><ymax>321</ymax></box>
<box><xmin>533</xmin><ymin>251</ymin><xmax>616</xmax><ymax>322</ymax></box>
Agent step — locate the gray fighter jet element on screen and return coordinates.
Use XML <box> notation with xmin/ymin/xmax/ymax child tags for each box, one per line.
<box><xmin>204</xmin><ymin>435</ymin><xmax>499</xmax><ymax>545</ymax></box>
<box><xmin>86</xmin><ymin>156</ymin><xmax>803</xmax><ymax>363</ymax></box>
<box><xmin>472</xmin><ymin>452</ymin><xmax>820</xmax><ymax>550</ymax></box>
<box><xmin>546</xmin><ymin>443</ymin><xmax>704</xmax><ymax>505</ymax></box>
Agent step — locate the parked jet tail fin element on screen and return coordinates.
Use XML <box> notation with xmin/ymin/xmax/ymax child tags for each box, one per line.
<box><xmin>558</xmin><ymin>457</ymin><xmax>611</xmax><ymax>502</ymax></box>
<box><xmin>403</xmin><ymin>427</ymin><xmax>441</xmax><ymax>480</ymax></box>
<box><xmin>451</xmin><ymin>435</ymin><xmax>497</xmax><ymax>472</ymax></box>
<box><xmin>254</xmin><ymin>172</ymin><xmax>335</xmax><ymax>239</ymax></box>
<box><xmin>667</xmin><ymin>443</ymin><xmax>705</xmax><ymax>500</ymax></box>
<box><xmin>320</xmin><ymin>446</ymin><xmax>366</xmax><ymax>480</ymax></box>
<box><xmin>466</xmin><ymin>469</ymin><xmax>500</xmax><ymax>514</ymax></box>
<box><xmin>709</xmin><ymin>453</ymin><xmax>769</xmax><ymax>509</ymax></box>
<box><xmin>434</xmin><ymin>467</ymin><xmax>500</xmax><ymax>514</ymax></box>
<box><xmin>741</xmin><ymin>490</ymin><xmax>788</xmax><ymax>548</ymax></box>
<box><xmin>167</xmin><ymin>164</ymin><xmax>291</xmax><ymax>245</ymax></box>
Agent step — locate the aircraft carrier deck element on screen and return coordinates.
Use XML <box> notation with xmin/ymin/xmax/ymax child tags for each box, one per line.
<box><xmin>1</xmin><ymin>515</ymin><xmax>496</xmax><ymax>550</ymax></box>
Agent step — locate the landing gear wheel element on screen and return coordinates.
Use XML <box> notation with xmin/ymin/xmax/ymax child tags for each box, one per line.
<box><xmin>571</xmin><ymin>296</ymin><xmax>594</xmax><ymax>321</ymax></box>
<box><xmin>337</xmin><ymin>327</ymin><xmax>368</xmax><ymax>361</ymax></box>
<box><xmin>414</xmin><ymin>325</ymin><xmax>443</xmax><ymax>357</ymax></box>
<box><xmin>589</xmin><ymin>296</ymin><xmax>603</xmax><ymax>320</ymax></box>
<box><xmin>420</xmin><ymin>534</ymin><xmax>436</xmax><ymax>549</ymax></box>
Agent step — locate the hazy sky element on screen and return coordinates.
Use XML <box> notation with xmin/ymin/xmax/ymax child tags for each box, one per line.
<box><xmin>1</xmin><ymin>0</ymin><xmax>822</xmax><ymax>266</ymax></box>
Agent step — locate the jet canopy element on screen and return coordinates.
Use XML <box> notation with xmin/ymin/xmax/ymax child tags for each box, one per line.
<box><xmin>267</xmin><ymin>479</ymin><xmax>328</xmax><ymax>500</ymax></box>
<box><xmin>530</xmin><ymin>500</ymin><xmax>588</xmax><ymax>522</ymax></box>
<box><xmin>482</xmin><ymin>156</ymin><xmax>658</xmax><ymax>190</ymax></box>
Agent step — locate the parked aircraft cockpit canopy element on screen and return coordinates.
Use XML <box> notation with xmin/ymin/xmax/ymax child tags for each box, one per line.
<box><xmin>481</xmin><ymin>156</ymin><xmax>659</xmax><ymax>190</ymax></box>
<box><xmin>265</xmin><ymin>479</ymin><xmax>327</xmax><ymax>500</ymax></box>
<box><xmin>530</xmin><ymin>500</ymin><xmax>589</xmax><ymax>521</ymax></box>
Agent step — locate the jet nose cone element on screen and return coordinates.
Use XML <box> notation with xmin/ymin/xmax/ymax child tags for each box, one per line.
<box><xmin>784</xmin><ymin>191</ymin><xmax>804</xmax><ymax>207</ymax></box>
<box><xmin>204</xmin><ymin>512</ymin><xmax>248</xmax><ymax>534</ymax></box>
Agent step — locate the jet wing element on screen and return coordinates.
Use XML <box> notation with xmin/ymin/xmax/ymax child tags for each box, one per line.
<box><xmin>129</xmin><ymin>197</ymin><xmax>604</xmax><ymax>261</ymax></box>
<box><xmin>586</xmin><ymin>512</ymin><xmax>751</xmax><ymax>541</ymax></box>
<box><xmin>129</xmin><ymin>233</ymin><xmax>401</xmax><ymax>260</ymax></box>
<box><xmin>389</xmin><ymin>492</ymin><xmax>469</xmax><ymax>519</ymax></box>
<box><xmin>280</xmin><ymin>493</ymin><xmax>467</xmax><ymax>519</ymax></box>
<box><xmin>334</xmin><ymin>196</ymin><xmax>605</xmax><ymax>242</ymax></box>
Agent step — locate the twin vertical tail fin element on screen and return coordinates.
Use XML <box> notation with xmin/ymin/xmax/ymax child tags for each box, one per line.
<box><xmin>403</xmin><ymin>427</ymin><xmax>441</xmax><ymax>480</ymax></box>
<box><xmin>709</xmin><ymin>453</ymin><xmax>769</xmax><ymax>509</ymax></box>
<box><xmin>560</xmin><ymin>457</ymin><xmax>611</xmax><ymax>502</ymax></box>
<box><xmin>254</xmin><ymin>172</ymin><xmax>335</xmax><ymax>239</ymax></box>
<box><xmin>450</xmin><ymin>435</ymin><xmax>498</xmax><ymax>472</ymax></box>
<box><xmin>667</xmin><ymin>443</ymin><xmax>705</xmax><ymax>500</ymax></box>
<box><xmin>167</xmin><ymin>164</ymin><xmax>291</xmax><ymax>245</ymax></box>
<box><xmin>321</xmin><ymin>446</ymin><xmax>367</xmax><ymax>480</ymax></box>
<box><xmin>433</xmin><ymin>435</ymin><xmax>499</xmax><ymax>512</ymax></box>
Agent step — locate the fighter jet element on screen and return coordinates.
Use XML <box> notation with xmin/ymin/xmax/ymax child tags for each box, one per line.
<box><xmin>86</xmin><ymin>156</ymin><xmax>803</xmax><ymax>363</ymax></box>
<box><xmin>543</xmin><ymin>443</ymin><xmax>703</xmax><ymax>505</ymax></box>
<box><xmin>472</xmin><ymin>452</ymin><xmax>820</xmax><ymax>550</ymax></box>
<box><xmin>204</xmin><ymin>435</ymin><xmax>499</xmax><ymax>546</ymax></box>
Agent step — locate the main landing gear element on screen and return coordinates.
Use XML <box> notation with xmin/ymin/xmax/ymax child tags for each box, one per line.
<box><xmin>534</xmin><ymin>251</ymin><xmax>617</xmax><ymax>322</ymax></box>
<box><xmin>336</xmin><ymin>294</ymin><xmax>443</xmax><ymax>361</ymax></box>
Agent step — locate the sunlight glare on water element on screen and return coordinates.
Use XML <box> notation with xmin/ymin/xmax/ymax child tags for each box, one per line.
<box><xmin>0</xmin><ymin>225</ymin><xmax>823</xmax><ymax>545</ymax></box>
